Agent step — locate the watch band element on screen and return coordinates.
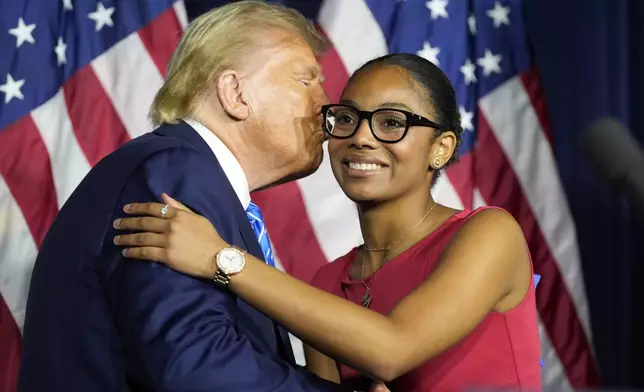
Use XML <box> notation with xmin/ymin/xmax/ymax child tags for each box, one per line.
<box><xmin>212</xmin><ymin>269</ymin><xmax>230</xmax><ymax>289</ymax></box>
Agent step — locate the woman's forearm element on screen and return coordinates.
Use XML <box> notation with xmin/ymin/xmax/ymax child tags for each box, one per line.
<box><xmin>303</xmin><ymin>344</ymin><xmax>341</xmax><ymax>383</ymax></box>
<box><xmin>229</xmin><ymin>255</ymin><xmax>411</xmax><ymax>381</ymax></box>
<box><xmin>113</xmin><ymin>198</ymin><xmax>521</xmax><ymax>383</ymax></box>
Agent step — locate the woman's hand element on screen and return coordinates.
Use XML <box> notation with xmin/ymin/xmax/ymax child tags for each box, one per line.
<box><xmin>113</xmin><ymin>193</ymin><xmax>228</xmax><ymax>279</ymax></box>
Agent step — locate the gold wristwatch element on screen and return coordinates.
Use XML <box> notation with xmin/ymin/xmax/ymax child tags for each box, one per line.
<box><xmin>212</xmin><ymin>247</ymin><xmax>246</xmax><ymax>289</ymax></box>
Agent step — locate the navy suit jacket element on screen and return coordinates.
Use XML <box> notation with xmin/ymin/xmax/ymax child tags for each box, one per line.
<box><xmin>18</xmin><ymin>122</ymin><xmax>345</xmax><ymax>392</ymax></box>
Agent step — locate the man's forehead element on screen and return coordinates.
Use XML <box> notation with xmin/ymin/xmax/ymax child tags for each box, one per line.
<box><xmin>242</xmin><ymin>31</ymin><xmax>321</xmax><ymax>76</ymax></box>
<box><xmin>291</xmin><ymin>62</ymin><xmax>322</xmax><ymax>76</ymax></box>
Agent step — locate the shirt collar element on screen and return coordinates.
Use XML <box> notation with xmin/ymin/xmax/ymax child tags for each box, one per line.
<box><xmin>183</xmin><ymin>118</ymin><xmax>251</xmax><ymax>209</ymax></box>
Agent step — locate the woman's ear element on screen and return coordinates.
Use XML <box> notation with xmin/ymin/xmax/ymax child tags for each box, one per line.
<box><xmin>429</xmin><ymin>131</ymin><xmax>457</xmax><ymax>170</ymax></box>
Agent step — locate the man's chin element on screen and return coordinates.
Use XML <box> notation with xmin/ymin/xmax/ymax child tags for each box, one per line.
<box><xmin>254</xmin><ymin>152</ymin><xmax>324</xmax><ymax>191</ymax></box>
<box><xmin>290</xmin><ymin>151</ymin><xmax>325</xmax><ymax>181</ymax></box>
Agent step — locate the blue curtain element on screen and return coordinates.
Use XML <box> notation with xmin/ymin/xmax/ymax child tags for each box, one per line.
<box><xmin>185</xmin><ymin>0</ymin><xmax>644</xmax><ymax>387</ymax></box>
<box><xmin>524</xmin><ymin>0</ymin><xmax>644</xmax><ymax>387</ymax></box>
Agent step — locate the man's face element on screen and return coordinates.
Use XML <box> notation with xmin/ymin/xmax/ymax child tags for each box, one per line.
<box><xmin>242</xmin><ymin>31</ymin><xmax>329</xmax><ymax>183</ymax></box>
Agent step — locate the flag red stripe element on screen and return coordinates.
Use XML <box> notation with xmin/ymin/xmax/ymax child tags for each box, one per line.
<box><xmin>520</xmin><ymin>68</ymin><xmax>600</xmax><ymax>385</ymax></box>
<box><xmin>252</xmin><ymin>183</ymin><xmax>329</xmax><ymax>283</ymax></box>
<box><xmin>0</xmin><ymin>117</ymin><xmax>58</xmax><ymax>391</ymax></box>
<box><xmin>319</xmin><ymin>43</ymin><xmax>350</xmax><ymax>103</ymax></box>
<box><xmin>0</xmin><ymin>116</ymin><xmax>58</xmax><ymax>246</ymax></box>
<box><xmin>475</xmin><ymin>112</ymin><xmax>600</xmax><ymax>388</ymax></box>
<box><xmin>0</xmin><ymin>295</ymin><xmax>20</xmax><ymax>392</ymax></box>
<box><xmin>520</xmin><ymin>68</ymin><xmax>553</xmax><ymax>143</ymax></box>
<box><xmin>63</xmin><ymin>67</ymin><xmax>130</xmax><ymax>166</ymax></box>
<box><xmin>138</xmin><ymin>7</ymin><xmax>183</xmax><ymax>77</ymax></box>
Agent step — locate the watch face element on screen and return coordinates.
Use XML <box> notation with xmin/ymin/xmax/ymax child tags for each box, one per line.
<box><xmin>216</xmin><ymin>248</ymin><xmax>245</xmax><ymax>274</ymax></box>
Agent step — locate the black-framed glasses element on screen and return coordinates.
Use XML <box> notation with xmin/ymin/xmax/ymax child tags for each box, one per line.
<box><xmin>321</xmin><ymin>104</ymin><xmax>445</xmax><ymax>143</ymax></box>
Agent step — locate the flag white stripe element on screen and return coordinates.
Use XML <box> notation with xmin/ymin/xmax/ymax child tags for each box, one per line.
<box><xmin>92</xmin><ymin>33</ymin><xmax>164</xmax><ymax>139</ymax></box>
<box><xmin>296</xmin><ymin>143</ymin><xmax>362</xmax><ymax>261</ymax></box>
<box><xmin>30</xmin><ymin>90</ymin><xmax>91</xmax><ymax>208</ymax></box>
<box><xmin>0</xmin><ymin>176</ymin><xmax>39</xmax><ymax>331</ymax></box>
<box><xmin>479</xmin><ymin>76</ymin><xmax>592</xmax><ymax>344</ymax></box>
<box><xmin>173</xmin><ymin>0</ymin><xmax>189</xmax><ymax>30</ymax></box>
<box><xmin>318</xmin><ymin>0</ymin><xmax>388</xmax><ymax>74</ymax></box>
<box><xmin>472</xmin><ymin>187</ymin><xmax>487</xmax><ymax>209</ymax></box>
<box><xmin>539</xmin><ymin>315</ymin><xmax>574</xmax><ymax>391</ymax></box>
<box><xmin>432</xmin><ymin>175</ymin><xmax>466</xmax><ymax>210</ymax></box>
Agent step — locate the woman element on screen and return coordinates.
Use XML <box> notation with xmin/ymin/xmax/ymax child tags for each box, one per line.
<box><xmin>113</xmin><ymin>53</ymin><xmax>542</xmax><ymax>391</ymax></box>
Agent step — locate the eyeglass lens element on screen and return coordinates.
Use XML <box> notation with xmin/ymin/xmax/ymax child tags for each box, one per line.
<box><xmin>325</xmin><ymin>106</ymin><xmax>407</xmax><ymax>142</ymax></box>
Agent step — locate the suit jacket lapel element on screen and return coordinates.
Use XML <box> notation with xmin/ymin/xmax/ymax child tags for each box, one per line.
<box><xmin>155</xmin><ymin>122</ymin><xmax>264</xmax><ymax>255</ymax></box>
<box><xmin>156</xmin><ymin>122</ymin><xmax>295</xmax><ymax>364</ymax></box>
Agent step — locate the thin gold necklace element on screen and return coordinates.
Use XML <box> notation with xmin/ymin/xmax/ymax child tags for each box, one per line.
<box><xmin>359</xmin><ymin>201</ymin><xmax>438</xmax><ymax>308</ymax></box>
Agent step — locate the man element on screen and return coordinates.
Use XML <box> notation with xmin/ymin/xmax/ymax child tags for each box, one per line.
<box><xmin>18</xmin><ymin>2</ymin><xmax>384</xmax><ymax>391</ymax></box>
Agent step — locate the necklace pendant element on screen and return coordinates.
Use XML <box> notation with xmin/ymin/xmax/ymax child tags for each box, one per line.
<box><xmin>361</xmin><ymin>288</ymin><xmax>373</xmax><ymax>308</ymax></box>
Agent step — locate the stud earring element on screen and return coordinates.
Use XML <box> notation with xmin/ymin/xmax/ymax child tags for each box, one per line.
<box><xmin>431</xmin><ymin>157</ymin><xmax>443</xmax><ymax>169</ymax></box>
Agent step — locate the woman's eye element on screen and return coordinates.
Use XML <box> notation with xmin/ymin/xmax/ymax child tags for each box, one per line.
<box><xmin>382</xmin><ymin>118</ymin><xmax>405</xmax><ymax>128</ymax></box>
<box><xmin>337</xmin><ymin>115</ymin><xmax>354</xmax><ymax>125</ymax></box>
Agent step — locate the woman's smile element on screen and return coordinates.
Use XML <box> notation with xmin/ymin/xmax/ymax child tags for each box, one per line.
<box><xmin>342</xmin><ymin>154</ymin><xmax>389</xmax><ymax>178</ymax></box>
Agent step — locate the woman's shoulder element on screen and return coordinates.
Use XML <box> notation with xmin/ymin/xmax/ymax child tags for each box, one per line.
<box><xmin>440</xmin><ymin>205</ymin><xmax>528</xmax><ymax>269</ymax></box>
<box><xmin>434</xmin><ymin>206</ymin><xmax>519</xmax><ymax>242</ymax></box>
<box><xmin>458</xmin><ymin>206</ymin><xmax>521</xmax><ymax>233</ymax></box>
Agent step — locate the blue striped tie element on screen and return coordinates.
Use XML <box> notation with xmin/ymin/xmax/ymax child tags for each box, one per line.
<box><xmin>245</xmin><ymin>201</ymin><xmax>275</xmax><ymax>267</ymax></box>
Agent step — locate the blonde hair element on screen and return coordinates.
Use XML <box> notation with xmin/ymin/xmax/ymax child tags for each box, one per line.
<box><xmin>149</xmin><ymin>0</ymin><xmax>328</xmax><ymax>126</ymax></box>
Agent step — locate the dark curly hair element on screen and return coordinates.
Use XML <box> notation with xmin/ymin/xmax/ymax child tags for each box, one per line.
<box><xmin>347</xmin><ymin>53</ymin><xmax>464</xmax><ymax>186</ymax></box>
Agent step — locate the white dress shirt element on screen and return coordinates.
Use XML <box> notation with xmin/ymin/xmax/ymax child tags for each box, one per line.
<box><xmin>183</xmin><ymin>118</ymin><xmax>251</xmax><ymax>209</ymax></box>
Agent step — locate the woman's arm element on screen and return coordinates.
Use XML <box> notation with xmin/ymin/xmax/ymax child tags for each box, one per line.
<box><xmin>304</xmin><ymin>344</ymin><xmax>341</xmax><ymax>383</ymax></box>
<box><xmin>114</xmin><ymin>198</ymin><xmax>530</xmax><ymax>381</ymax></box>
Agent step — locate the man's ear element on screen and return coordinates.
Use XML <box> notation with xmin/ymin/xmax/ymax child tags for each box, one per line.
<box><xmin>215</xmin><ymin>70</ymin><xmax>250</xmax><ymax>120</ymax></box>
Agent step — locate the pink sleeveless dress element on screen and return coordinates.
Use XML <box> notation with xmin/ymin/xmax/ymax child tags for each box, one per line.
<box><xmin>311</xmin><ymin>207</ymin><xmax>542</xmax><ymax>392</ymax></box>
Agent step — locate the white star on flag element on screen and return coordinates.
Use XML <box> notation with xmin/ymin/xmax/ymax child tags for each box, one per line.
<box><xmin>487</xmin><ymin>1</ymin><xmax>511</xmax><ymax>28</ymax></box>
<box><xmin>417</xmin><ymin>41</ymin><xmax>440</xmax><ymax>66</ymax></box>
<box><xmin>62</xmin><ymin>0</ymin><xmax>73</xmax><ymax>11</ymax></box>
<box><xmin>425</xmin><ymin>0</ymin><xmax>449</xmax><ymax>20</ymax></box>
<box><xmin>468</xmin><ymin>14</ymin><xmax>477</xmax><ymax>35</ymax></box>
<box><xmin>477</xmin><ymin>49</ymin><xmax>502</xmax><ymax>76</ymax></box>
<box><xmin>88</xmin><ymin>2</ymin><xmax>115</xmax><ymax>31</ymax></box>
<box><xmin>9</xmin><ymin>18</ymin><xmax>36</xmax><ymax>48</ymax></box>
<box><xmin>0</xmin><ymin>74</ymin><xmax>26</xmax><ymax>104</ymax></box>
<box><xmin>459</xmin><ymin>106</ymin><xmax>474</xmax><ymax>131</ymax></box>
<box><xmin>55</xmin><ymin>37</ymin><xmax>67</xmax><ymax>65</ymax></box>
<box><xmin>460</xmin><ymin>58</ymin><xmax>477</xmax><ymax>85</ymax></box>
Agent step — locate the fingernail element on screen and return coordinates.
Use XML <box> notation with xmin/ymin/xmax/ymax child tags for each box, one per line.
<box><xmin>123</xmin><ymin>204</ymin><xmax>131</xmax><ymax>212</ymax></box>
<box><xmin>113</xmin><ymin>236</ymin><xmax>120</xmax><ymax>244</ymax></box>
<box><xmin>122</xmin><ymin>249</ymin><xmax>128</xmax><ymax>256</ymax></box>
<box><xmin>113</xmin><ymin>219</ymin><xmax>121</xmax><ymax>228</ymax></box>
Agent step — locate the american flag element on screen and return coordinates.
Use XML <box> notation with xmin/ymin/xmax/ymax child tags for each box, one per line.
<box><xmin>0</xmin><ymin>0</ymin><xmax>600</xmax><ymax>391</ymax></box>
